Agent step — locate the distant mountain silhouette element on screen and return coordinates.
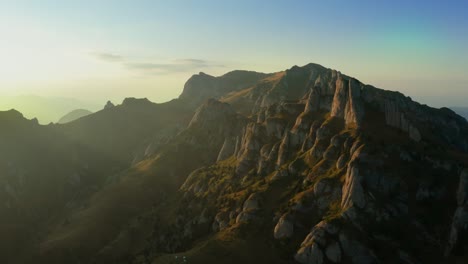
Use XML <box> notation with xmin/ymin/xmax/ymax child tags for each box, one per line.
<box><xmin>57</xmin><ymin>109</ymin><xmax>93</xmax><ymax>124</ymax></box>
<box><xmin>0</xmin><ymin>95</ymin><xmax>100</xmax><ymax>124</ymax></box>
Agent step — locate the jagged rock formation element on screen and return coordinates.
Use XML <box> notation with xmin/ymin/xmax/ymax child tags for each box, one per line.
<box><xmin>1</xmin><ymin>63</ymin><xmax>467</xmax><ymax>264</ymax></box>
<box><xmin>159</xmin><ymin>63</ymin><xmax>468</xmax><ymax>264</ymax></box>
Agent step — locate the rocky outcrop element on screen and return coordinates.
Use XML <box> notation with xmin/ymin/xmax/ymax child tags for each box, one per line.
<box><xmin>236</xmin><ymin>193</ymin><xmax>261</xmax><ymax>224</ymax></box>
<box><xmin>341</xmin><ymin>163</ymin><xmax>366</xmax><ymax>211</ymax></box>
<box><xmin>295</xmin><ymin>221</ymin><xmax>342</xmax><ymax>264</ymax></box>
<box><xmin>212</xmin><ymin>211</ymin><xmax>231</xmax><ymax>231</ymax></box>
<box><xmin>277</xmin><ymin>132</ymin><xmax>291</xmax><ymax>168</ymax></box>
<box><xmin>242</xmin><ymin>193</ymin><xmax>261</xmax><ymax>211</ymax></box>
<box><xmin>296</xmin><ymin>220</ymin><xmax>380</xmax><ymax>264</ymax></box>
<box><xmin>295</xmin><ymin>243</ymin><xmax>324</xmax><ymax>264</ymax></box>
<box><xmin>304</xmin><ymin>86</ymin><xmax>321</xmax><ymax>113</ymax></box>
<box><xmin>274</xmin><ymin>213</ymin><xmax>294</xmax><ymax>239</ymax></box>
<box><xmin>236</xmin><ymin>123</ymin><xmax>267</xmax><ymax>176</ymax></box>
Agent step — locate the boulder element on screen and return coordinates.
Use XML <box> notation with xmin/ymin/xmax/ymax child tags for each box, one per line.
<box><xmin>274</xmin><ymin>213</ymin><xmax>294</xmax><ymax>239</ymax></box>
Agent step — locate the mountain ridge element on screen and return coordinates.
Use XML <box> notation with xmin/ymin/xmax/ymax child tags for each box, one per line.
<box><xmin>0</xmin><ymin>63</ymin><xmax>467</xmax><ymax>264</ymax></box>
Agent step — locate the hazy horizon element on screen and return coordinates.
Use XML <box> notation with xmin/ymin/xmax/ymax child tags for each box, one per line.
<box><xmin>1</xmin><ymin>64</ymin><xmax>468</xmax><ymax>124</ymax></box>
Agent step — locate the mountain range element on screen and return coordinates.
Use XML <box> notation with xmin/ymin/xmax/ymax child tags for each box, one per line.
<box><xmin>0</xmin><ymin>63</ymin><xmax>467</xmax><ymax>264</ymax></box>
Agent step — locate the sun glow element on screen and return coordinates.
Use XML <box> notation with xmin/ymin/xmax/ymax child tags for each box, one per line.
<box><xmin>0</xmin><ymin>23</ymin><xmax>124</xmax><ymax>93</ymax></box>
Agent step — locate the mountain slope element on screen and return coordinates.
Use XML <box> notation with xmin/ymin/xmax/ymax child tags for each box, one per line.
<box><xmin>0</xmin><ymin>76</ymin><xmax>263</xmax><ymax>263</ymax></box>
<box><xmin>0</xmin><ymin>98</ymin><xmax>194</xmax><ymax>263</ymax></box>
<box><xmin>0</xmin><ymin>110</ymin><xmax>125</xmax><ymax>263</ymax></box>
<box><xmin>1</xmin><ymin>63</ymin><xmax>467</xmax><ymax>264</ymax></box>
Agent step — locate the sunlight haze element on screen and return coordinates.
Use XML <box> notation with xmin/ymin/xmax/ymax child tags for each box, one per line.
<box><xmin>1</xmin><ymin>2</ymin><xmax>468</xmax><ymax>263</ymax></box>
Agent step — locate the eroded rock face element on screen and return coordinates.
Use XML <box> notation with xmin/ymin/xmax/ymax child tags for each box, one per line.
<box><xmin>295</xmin><ymin>243</ymin><xmax>324</xmax><ymax>264</ymax></box>
<box><xmin>341</xmin><ymin>164</ymin><xmax>367</xmax><ymax>210</ymax></box>
<box><xmin>236</xmin><ymin>123</ymin><xmax>267</xmax><ymax>176</ymax></box>
<box><xmin>295</xmin><ymin>221</ymin><xmax>342</xmax><ymax>264</ymax></box>
<box><xmin>231</xmin><ymin>193</ymin><xmax>262</xmax><ymax>224</ymax></box>
<box><xmin>277</xmin><ymin>132</ymin><xmax>291</xmax><ymax>168</ymax></box>
<box><xmin>217</xmin><ymin>137</ymin><xmax>237</xmax><ymax>162</ymax></box>
<box><xmin>154</xmin><ymin>63</ymin><xmax>468</xmax><ymax>263</ymax></box>
<box><xmin>212</xmin><ymin>211</ymin><xmax>230</xmax><ymax>231</ymax></box>
<box><xmin>382</xmin><ymin>99</ymin><xmax>421</xmax><ymax>142</ymax></box>
<box><xmin>304</xmin><ymin>86</ymin><xmax>321</xmax><ymax>113</ymax></box>
<box><xmin>243</xmin><ymin>193</ymin><xmax>261</xmax><ymax>211</ymax></box>
<box><xmin>446</xmin><ymin>169</ymin><xmax>468</xmax><ymax>255</ymax></box>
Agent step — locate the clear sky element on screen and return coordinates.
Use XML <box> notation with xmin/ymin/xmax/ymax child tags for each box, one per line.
<box><xmin>0</xmin><ymin>0</ymin><xmax>467</xmax><ymax>107</ymax></box>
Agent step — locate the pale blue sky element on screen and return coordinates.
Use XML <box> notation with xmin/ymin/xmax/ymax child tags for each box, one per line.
<box><xmin>0</xmin><ymin>0</ymin><xmax>467</xmax><ymax>107</ymax></box>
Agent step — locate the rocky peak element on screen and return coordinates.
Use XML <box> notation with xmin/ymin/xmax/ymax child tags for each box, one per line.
<box><xmin>330</xmin><ymin>76</ymin><xmax>364</xmax><ymax>126</ymax></box>
<box><xmin>179</xmin><ymin>72</ymin><xmax>217</xmax><ymax>103</ymax></box>
<box><xmin>179</xmin><ymin>70</ymin><xmax>269</xmax><ymax>108</ymax></box>
<box><xmin>104</xmin><ymin>100</ymin><xmax>115</xmax><ymax>109</ymax></box>
<box><xmin>235</xmin><ymin>63</ymin><xmax>468</xmax><ymax>148</ymax></box>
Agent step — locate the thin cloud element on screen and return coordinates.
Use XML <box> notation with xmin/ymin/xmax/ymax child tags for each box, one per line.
<box><xmin>125</xmin><ymin>60</ymin><xmax>223</xmax><ymax>73</ymax></box>
<box><xmin>91</xmin><ymin>52</ymin><xmax>224</xmax><ymax>74</ymax></box>
<box><xmin>175</xmin><ymin>58</ymin><xmax>208</xmax><ymax>64</ymax></box>
<box><xmin>125</xmin><ymin>62</ymin><xmax>191</xmax><ymax>73</ymax></box>
<box><xmin>91</xmin><ymin>52</ymin><xmax>124</xmax><ymax>62</ymax></box>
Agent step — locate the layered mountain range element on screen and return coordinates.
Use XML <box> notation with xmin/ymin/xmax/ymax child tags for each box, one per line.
<box><xmin>1</xmin><ymin>63</ymin><xmax>467</xmax><ymax>264</ymax></box>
